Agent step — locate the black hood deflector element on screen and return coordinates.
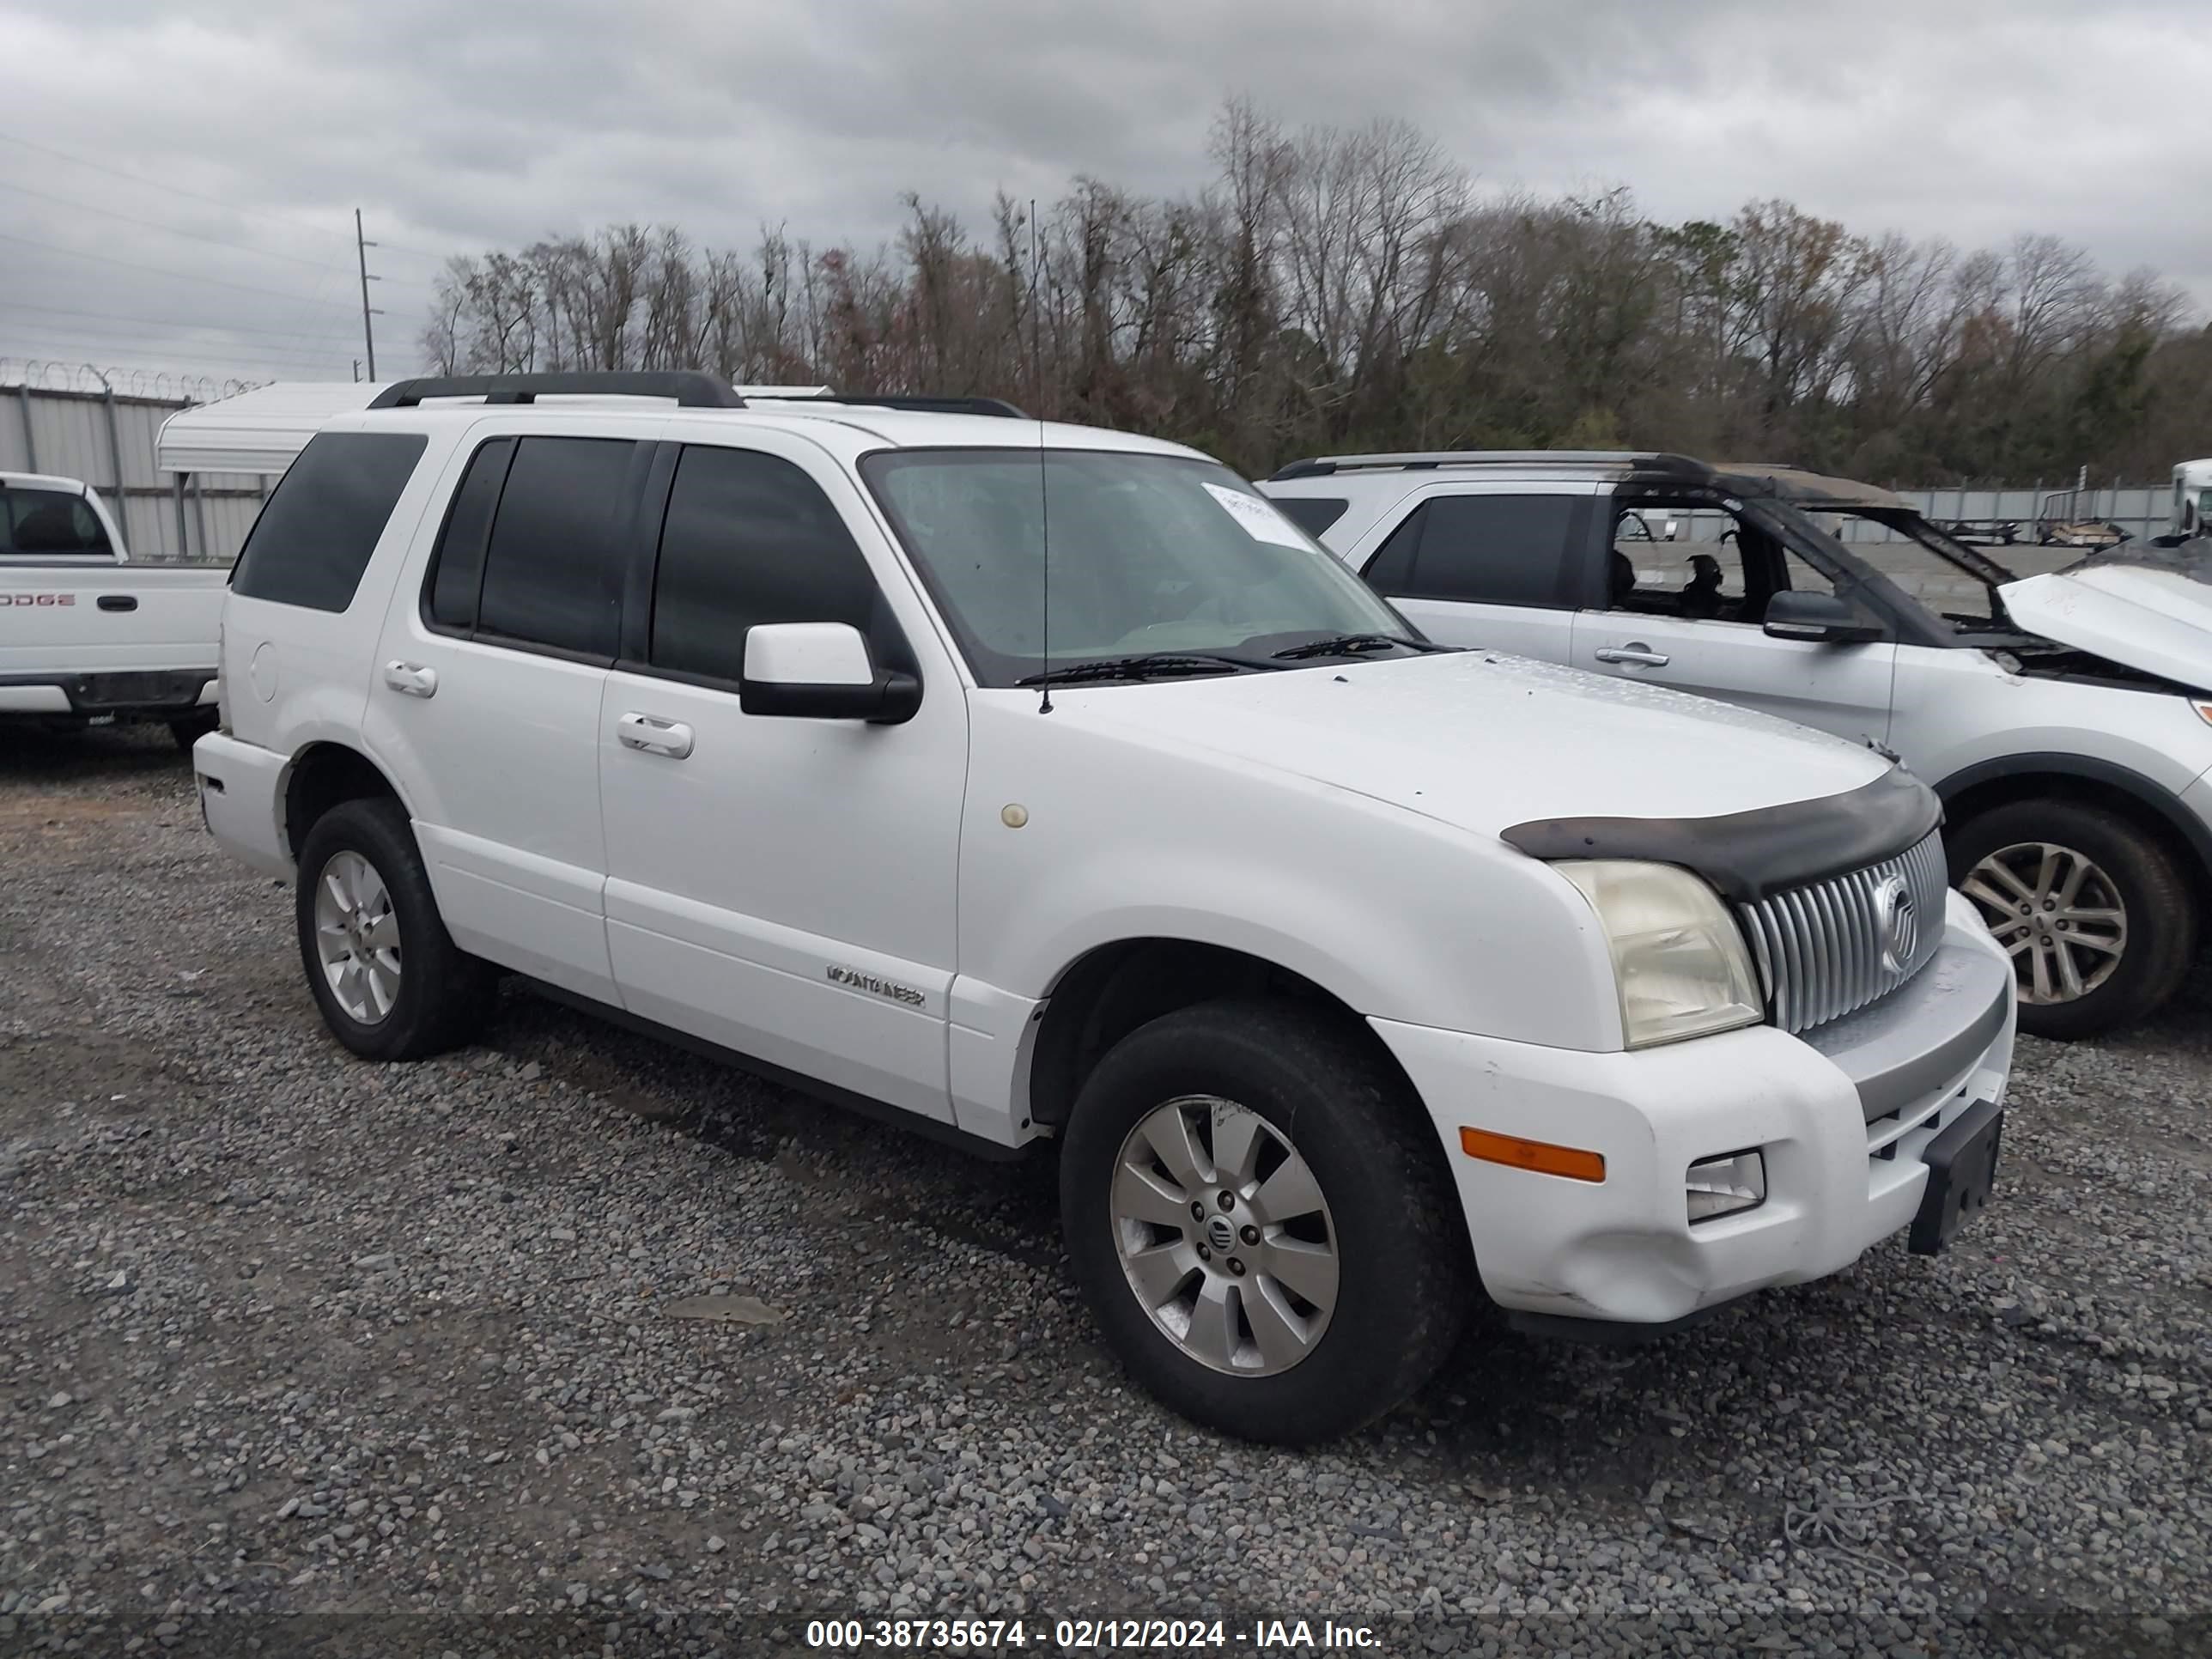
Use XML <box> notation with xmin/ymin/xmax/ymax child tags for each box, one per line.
<box><xmin>1501</xmin><ymin>764</ymin><xmax>1942</xmax><ymax>902</ymax></box>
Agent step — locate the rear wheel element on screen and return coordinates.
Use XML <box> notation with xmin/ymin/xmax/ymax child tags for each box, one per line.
<box><xmin>1949</xmin><ymin>799</ymin><xmax>2194</xmax><ymax>1040</ymax></box>
<box><xmin>1059</xmin><ymin>999</ymin><xmax>1471</xmax><ymax>1444</ymax></box>
<box><xmin>294</xmin><ymin>798</ymin><xmax>495</xmax><ymax>1060</ymax></box>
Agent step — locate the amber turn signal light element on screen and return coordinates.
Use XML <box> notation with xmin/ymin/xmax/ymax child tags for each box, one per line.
<box><xmin>1459</xmin><ymin>1126</ymin><xmax>1606</xmax><ymax>1182</ymax></box>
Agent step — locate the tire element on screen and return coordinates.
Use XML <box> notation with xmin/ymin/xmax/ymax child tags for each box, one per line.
<box><xmin>167</xmin><ymin>711</ymin><xmax>218</xmax><ymax>751</ymax></box>
<box><xmin>294</xmin><ymin>797</ymin><xmax>495</xmax><ymax>1060</ymax></box>
<box><xmin>1058</xmin><ymin>998</ymin><xmax>1472</xmax><ymax>1444</ymax></box>
<box><xmin>1949</xmin><ymin>799</ymin><xmax>2196</xmax><ymax>1041</ymax></box>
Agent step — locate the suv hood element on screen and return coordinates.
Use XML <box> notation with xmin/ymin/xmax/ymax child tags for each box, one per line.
<box><xmin>2000</xmin><ymin>553</ymin><xmax>2212</xmax><ymax>692</ymax></box>
<box><xmin>1055</xmin><ymin>649</ymin><xmax>1892</xmax><ymax>839</ymax></box>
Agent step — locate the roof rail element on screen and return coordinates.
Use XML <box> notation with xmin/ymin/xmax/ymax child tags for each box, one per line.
<box><xmin>368</xmin><ymin>372</ymin><xmax>745</xmax><ymax>410</ymax></box>
<box><xmin>747</xmin><ymin>390</ymin><xmax>1030</xmax><ymax>420</ymax></box>
<box><xmin>1267</xmin><ymin>450</ymin><xmax>1712</xmax><ymax>482</ymax></box>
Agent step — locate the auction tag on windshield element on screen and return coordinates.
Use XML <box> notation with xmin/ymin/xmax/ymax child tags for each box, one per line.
<box><xmin>1201</xmin><ymin>482</ymin><xmax>1312</xmax><ymax>550</ymax></box>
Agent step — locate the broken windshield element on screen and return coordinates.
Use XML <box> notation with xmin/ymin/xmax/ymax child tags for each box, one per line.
<box><xmin>1759</xmin><ymin>500</ymin><xmax>2014</xmax><ymax>633</ymax></box>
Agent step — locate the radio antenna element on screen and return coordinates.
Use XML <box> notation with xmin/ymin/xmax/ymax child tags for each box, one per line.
<box><xmin>1030</xmin><ymin>197</ymin><xmax>1052</xmax><ymax>714</ymax></box>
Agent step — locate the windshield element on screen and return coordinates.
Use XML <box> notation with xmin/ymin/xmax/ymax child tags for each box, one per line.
<box><xmin>1763</xmin><ymin>501</ymin><xmax>2016</xmax><ymax>633</ymax></box>
<box><xmin>862</xmin><ymin>449</ymin><xmax>1414</xmax><ymax>687</ymax></box>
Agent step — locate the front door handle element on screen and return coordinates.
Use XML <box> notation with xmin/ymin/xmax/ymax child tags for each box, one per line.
<box><xmin>98</xmin><ymin>593</ymin><xmax>137</xmax><ymax>612</ymax></box>
<box><xmin>617</xmin><ymin>711</ymin><xmax>695</xmax><ymax>759</ymax></box>
<box><xmin>383</xmin><ymin>660</ymin><xmax>438</xmax><ymax>697</ymax></box>
<box><xmin>1594</xmin><ymin>644</ymin><xmax>1670</xmax><ymax>667</ymax></box>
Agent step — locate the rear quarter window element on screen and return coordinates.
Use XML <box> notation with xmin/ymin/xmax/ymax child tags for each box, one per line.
<box><xmin>1272</xmin><ymin>495</ymin><xmax>1350</xmax><ymax>538</ymax></box>
<box><xmin>230</xmin><ymin>431</ymin><xmax>428</xmax><ymax>611</ymax></box>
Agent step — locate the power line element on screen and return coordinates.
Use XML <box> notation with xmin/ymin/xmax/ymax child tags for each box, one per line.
<box><xmin>0</xmin><ymin>319</ymin><xmax>356</xmax><ymax>364</ymax></box>
<box><xmin>0</xmin><ymin>325</ymin><xmax>357</xmax><ymax>368</ymax></box>
<box><xmin>0</xmin><ymin>231</ymin><xmax>357</xmax><ymax>307</ymax></box>
<box><xmin>0</xmin><ymin>340</ymin><xmax>351</xmax><ymax>374</ymax></box>
<box><xmin>0</xmin><ymin>131</ymin><xmax>453</xmax><ymax>265</ymax></box>
<box><xmin>0</xmin><ymin>301</ymin><xmax>362</xmax><ymax>344</ymax></box>
<box><xmin>0</xmin><ymin>176</ymin><xmax>349</xmax><ymax>273</ymax></box>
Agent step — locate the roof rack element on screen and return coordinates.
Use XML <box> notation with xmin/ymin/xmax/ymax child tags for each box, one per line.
<box><xmin>368</xmin><ymin>372</ymin><xmax>746</xmax><ymax>410</ymax></box>
<box><xmin>746</xmin><ymin>390</ymin><xmax>1030</xmax><ymax>420</ymax></box>
<box><xmin>1267</xmin><ymin>450</ymin><xmax>1712</xmax><ymax>482</ymax></box>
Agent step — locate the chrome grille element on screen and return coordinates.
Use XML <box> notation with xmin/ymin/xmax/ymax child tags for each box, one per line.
<box><xmin>1738</xmin><ymin>830</ymin><xmax>1948</xmax><ymax>1034</ymax></box>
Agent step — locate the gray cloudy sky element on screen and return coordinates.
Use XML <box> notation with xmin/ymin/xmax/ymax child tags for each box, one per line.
<box><xmin>2</xmin><ymin>0</ymin><xmax>2206</xmax><ymax>387</ymax></box>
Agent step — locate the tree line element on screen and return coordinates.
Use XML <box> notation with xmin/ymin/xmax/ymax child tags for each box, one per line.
<box><xmin>420</xmin><ymin>99</ymin><xmax>2211</xmax><ymax>485</ymax></box>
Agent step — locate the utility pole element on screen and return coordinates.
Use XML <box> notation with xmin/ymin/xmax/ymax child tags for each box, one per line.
<box><xmin>355</xmin><ymin>208</ymin><xmax>384</xmax><ymax>380</ymax></box>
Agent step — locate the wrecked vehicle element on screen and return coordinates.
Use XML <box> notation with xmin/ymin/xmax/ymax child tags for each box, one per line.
<box><xmin>1261</xmin><ymin>452</ymin><xmax>2212</xmax><ymax>1038</ymax></box>
<box><xmin>2034</xmin><ymin>490</ymin><xmax>2130</xmax><ymax>549</ymax></box>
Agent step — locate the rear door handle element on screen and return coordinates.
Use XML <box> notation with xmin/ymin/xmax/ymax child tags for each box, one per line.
<box><xmin>617</xmin><ymin>711</ymin><xmax>695</xmax><ymax>759</ymax></box>
<box><xmin>1594</xmin><ymin>644</ymin><xmax>1670</xmax><ymax>667</ymax></box>
<box><xmin>98</xmin><ymin>593</ymin><xmax>137</xmax><ymax>611</ymax></box>
<box><xmin>382</xmin><ymin>661</ymin><xmax>438</xmax><ymax>698</ymax></box>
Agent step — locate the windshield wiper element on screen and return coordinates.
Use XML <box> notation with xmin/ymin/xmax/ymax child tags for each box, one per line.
<box><xmin>1270</xmin><ymin>632</ymin><xmax>1448</xmax><ymax>660</ymax></box>
<box><xmin>1015</xmin><ymin>653</ymin><xmax>1273</xmax><ymax>688</ymax></box>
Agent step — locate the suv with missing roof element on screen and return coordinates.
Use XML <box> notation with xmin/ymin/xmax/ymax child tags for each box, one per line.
<box><xmin>1261</xmin><ymin>452</ymin><xmax>2212</xmax><ymax>1040</ymax></box>
<box><xmin>188</xmin><ymin>378</ymin><xmax>2014</xmax><ymax>1443</ymax></box>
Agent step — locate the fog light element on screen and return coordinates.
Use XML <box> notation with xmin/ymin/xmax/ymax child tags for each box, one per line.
<box><xmin>1686</xmin><ymin>1150</ymin><xmax>1765</xmax><ymax>1222</ymax></box>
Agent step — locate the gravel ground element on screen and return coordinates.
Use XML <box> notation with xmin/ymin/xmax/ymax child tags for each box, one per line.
<box><xmin>2</xmin><ymin>727</ymin><xmax>2208</xmax><ymax>1658</ymax></box>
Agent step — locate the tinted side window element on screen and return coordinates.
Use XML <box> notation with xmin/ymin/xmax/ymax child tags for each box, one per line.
<box><xmin>2</xmin><ymin>486</ymin><xmax>112</xmax><ymax>556</ymax></box>
<box><xmin>1361</xmin><ymin>507</ymin><xmax>1425</xmax><ymax>592</ymax></box>
<box><xmin>476</xmin><ymin>437</ymin><xmax>643</xmax><ymax>659</ymax></box>
<box><xmin>650</xmin><ymin>446</ymin><xmax>887</xmax><ymax>683</ymax></box>
<box><xmin>1403</xmin><ymin>494</ymin><xmax>1582</xmax><ymax>606</ymax></box>
<box><xmin>231</xmin><ymin>432</ymin><xmax>427</xmax><ymax>611</ymax></box>
<box><xmin>1273</xmin><ymin>495</ymin><xmax>1349</xmax><ymax>538</ymax></box>
<box><xmin>423</xmin><ymin>437</ymin><xmax>516</xmax><ymax>632</ymax></box>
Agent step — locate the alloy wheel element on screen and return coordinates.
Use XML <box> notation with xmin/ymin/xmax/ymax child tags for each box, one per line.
<box><xmin>1109</xmin><ymin>1095</ymin><xmax>1339</xmax><ymax>1376</ymax></box>
<box><xmin>313</xmin><ymin>849</ymin><xmax>403</xmax><ymax>1024</ymax></box>
<box><xmin>1960</xmin><ymin>841</ymin><xmax>2127</xmax><ymax>1005</ymax></box>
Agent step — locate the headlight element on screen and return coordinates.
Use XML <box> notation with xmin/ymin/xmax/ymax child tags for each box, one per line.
<box><xmin>1556</xmin><ymin>860</ymin><xmax>1765</xmax><ymax>1048</ymax></box>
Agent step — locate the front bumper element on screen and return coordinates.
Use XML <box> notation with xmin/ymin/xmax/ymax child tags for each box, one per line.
<box><xmin>1372</xmin><ymin>890</ymin><xmax>2015</xmax><ymax>1327</ymax></box>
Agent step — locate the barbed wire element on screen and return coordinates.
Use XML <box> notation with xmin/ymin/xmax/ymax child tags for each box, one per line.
<box><xmin>0</xmin><ymin>357</ymin><xmax>267</xmax><ymax>401</ymax></box>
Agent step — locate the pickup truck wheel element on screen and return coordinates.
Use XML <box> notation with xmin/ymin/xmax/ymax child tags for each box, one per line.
<box><xmin>295</xmin><ymin>798</ymin><xmax>495</xmax><ymax>1060</ymax></box>
<box><xmin>1059</xmin><ymin>1000</ymin><xmax>1470</xmax><ymax>1444</ymax></box>
<box><xmin>1950</xmin><ymin>799</ymin><xmax>2194</xmax><ymax>1040</ymax></box>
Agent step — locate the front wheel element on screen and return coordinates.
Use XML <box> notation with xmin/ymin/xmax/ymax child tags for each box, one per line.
<box><xmin>1950</xmin><ymin>799</ymin><xmax>2195</xmax><ymax>1040</ymax></box>
<box><xmin>1059</xmin><ymin>1000</ymin><xmax>1472</xmax><ymax>1444</ymax></box>
<box><xmin>294</xmin><ymin>797</ymin><xmax>495</xmax><ymax>1060</ymax></box>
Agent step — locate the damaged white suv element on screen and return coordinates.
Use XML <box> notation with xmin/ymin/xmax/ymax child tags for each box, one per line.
<box><xmin>1262</xmin><ymin>453</ymin><xmax>2212</xmax><ymax>1039</ymax></box>
<box><xmin>190</xmin><ymin>376</ymin><xmax>2014</xmax><ymax>1443</ymax></box>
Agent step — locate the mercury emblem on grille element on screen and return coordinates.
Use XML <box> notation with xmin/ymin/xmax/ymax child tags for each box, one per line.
<box><xmin>1875</xmin><ymin>874</ymin><xmax>1917</xmax><ymax>975</ymax></box>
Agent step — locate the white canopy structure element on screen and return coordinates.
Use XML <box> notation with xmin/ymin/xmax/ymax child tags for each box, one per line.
<box><xmin>157</xmin><ymin>381</ymin><xmax>392</xmax><ymax>477</ymax></box>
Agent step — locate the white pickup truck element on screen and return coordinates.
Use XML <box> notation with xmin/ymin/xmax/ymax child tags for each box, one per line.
<box><xmin>1</xmin><ymin>470</ymin><xmax>226</xmax><ymax>745</ymax></box>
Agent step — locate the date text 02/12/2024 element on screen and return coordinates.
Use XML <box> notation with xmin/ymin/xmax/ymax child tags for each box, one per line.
<box><xmin>803</xmin><ymin>1617</ymin><xmax>1382</xmax><ymax>1650</ymax></box>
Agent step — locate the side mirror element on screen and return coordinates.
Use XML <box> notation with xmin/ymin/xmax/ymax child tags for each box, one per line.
<box><xmin>1763</xmin><ymin>590</ymin><xmax>1883</xmax><ymax>645</ymax></box>
<box><xmin>739</xmin><ymin>623</ymin><xmax>921</xmax><ymax>724</ymax></box>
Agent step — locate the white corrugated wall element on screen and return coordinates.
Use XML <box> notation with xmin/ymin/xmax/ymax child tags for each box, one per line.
<box><xmin>2</xmin><ymin>383</ymin><xmax>265</xmax><ymax>564</ymax></box>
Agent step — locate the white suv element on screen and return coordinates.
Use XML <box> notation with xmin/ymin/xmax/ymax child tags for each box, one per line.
<box><xmin>191</xmin><ymin>376</ymin><xmax>2014</xmax><ymax>1443</ymax></box>
<box><xmin>1261</xmin><ymin>452</ymin><xmax>2212</xmax><ymax>1040</ymax></box>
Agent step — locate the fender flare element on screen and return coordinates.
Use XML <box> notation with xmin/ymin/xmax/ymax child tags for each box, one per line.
<box><xmin>1934</xmin><ymin>751</ymin><xmax>2212</xmax><ymax>881</ymax></box>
